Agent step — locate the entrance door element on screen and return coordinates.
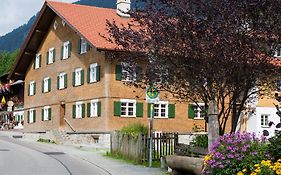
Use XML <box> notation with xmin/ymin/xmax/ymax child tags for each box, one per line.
<box><xmin>60</xmin><ymin>104</ymin><xmax>65</xmax><ymax>127</ymax></box>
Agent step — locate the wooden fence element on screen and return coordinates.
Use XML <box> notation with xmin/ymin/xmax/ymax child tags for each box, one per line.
<box><xmin>110</xmin><ymin>132</ymin><xmax>178</xmax><ymax>162</ymax></box>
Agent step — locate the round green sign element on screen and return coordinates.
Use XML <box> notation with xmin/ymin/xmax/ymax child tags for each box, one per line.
<box><xmin>146</xmin><ymin>86</ymin><xmax>159</xmax><ymax>99</ymax></box>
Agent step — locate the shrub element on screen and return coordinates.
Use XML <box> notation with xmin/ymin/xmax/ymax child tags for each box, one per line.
<box><xmin>190</xmin><ymin>134</ymin><xmax>208</xmax><ymax>148</ymax></box>
<box><xmin>268</xmin><ymin>132</ymin><xmax>281</xmax><ymax>162</ymax></box>
<box><xmin>121</xmin><ymin>123</ymin><xmax>148</xmax><ymax>139</ymax></box>
<box><xmin>236</xmin><ymin>159</ymin><xmax>281</xmax><ymax>175</ymax></box>
<box><xmin>202</xmin><ymin>132</ymin><xmax>268</xmax><ymax>175</ymax></box>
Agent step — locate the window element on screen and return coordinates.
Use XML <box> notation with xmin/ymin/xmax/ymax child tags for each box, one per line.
<box><xmin>62</xmin><ymin>20</ymin><xmax>66</xmax><ymax>26</ymax></box>
<box><xmin>73</xmin><ymin>102</ymin><xmax>85</xmax><ymax>119</ymax></box>
<box><xmin>53</xmin><ymin>20</ymin><xmax>58</xmax><ymax>30</ymax></box>
<box><xmin>42</xmin><ymin>77</ymin><xmax>51</xmax><ymax>93</ymax></box>
<box><xmin>261</xmin><ymin>114</ymin><xmax>270</xmax><ymax>128</ymax></box>
<box><xmin>88</xmin><ymin>63</ymin><xmax>98</xmax><ymax>83</ymax></box>
<box><xmin>188</xmin><ymin>103</ymin><xmax>206</xmax><ymax>119</ymax></box>
<box><xmin>80</xmin><ymin>38</ymin><xmax>88</xmax><ymax>54</ymax></box>
<box><xmin>277</xmin><ymin>79</ymin><xmax>281</xmax><ymax>92</ymax></box>
<box><xmin>42</xmin><ymin>106</ymin><xmax>51</xmax><ymax>121</ymax></box>
<box><xmin>28</xmin><ymin>109</ymin><xmax>36</xmax><ymax>123</ymax></box>
<box><xmin>58</xmin><ymin>72</ymin><xmax>67</xmax><ymax>89</ymax></box>
<box><xmin>89</xmin><ymin>100</ymin><xmax>99</xmax><ymax>117</ymax></box>
<box><xmin>154</xmin><ymin>101</ymin><xmax>168</xmax><ymax>118</ymax></box>
<box><xmin>121</xmin><ymin>62</ymin><xmax>136</xmax><ymax>81</ymax></box>
<box><xmin>47</xmin><ymin>48</ymin><xmax>55</xmax><ymax>64</ymax></box>
<box><xmin>73</xmin><ymin>68</ymin><xmax>84</xmax><ymax>86</ymax></box>
<box><xmin>29</xmin><ymin>81</ymin><xmax>36</xmax><ymax>96</ymax></box>
<box><xmin>62</xmin><ymin>41</ymin><xmax>71</xmax><ymax>59</ymax></box>
<box><xmin>120</xmin><ymin>99</ymin><xmax>136</xmax><ymax>117</ymax></box>
<box><xmin>274</xmin><ymin>44</ymin><xmax>281</xmax><ymax>58</ymax></box>
<box><xmin>34</xmin><ymin>53</ymin><xmax>41</xmax><ymax>69</ymax></box>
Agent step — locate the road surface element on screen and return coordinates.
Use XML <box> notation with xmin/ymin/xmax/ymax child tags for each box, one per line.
<box><xmin>0</xmin><ymin>135</ymin><xmax>110</xmax><ymax>175</ymax></box>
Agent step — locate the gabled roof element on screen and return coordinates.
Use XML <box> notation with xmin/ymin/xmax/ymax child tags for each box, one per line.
<box><xmin>9</xmin><ymin>1</ymin><xmax>129</xmax><ymax>80</ymax></box>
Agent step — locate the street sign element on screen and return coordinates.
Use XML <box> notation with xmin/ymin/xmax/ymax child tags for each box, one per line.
<box><xmin>146</xmin><ymin>86</ymin><xmax>159</xmax><ymax>103</ymax></box>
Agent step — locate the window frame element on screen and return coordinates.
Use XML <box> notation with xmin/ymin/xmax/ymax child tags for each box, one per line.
<box><xmin>74</xmin><ymin>68</ymin><xmax>82</xmax><ymax>86</ymax></box>
<box><xmin>43</xmin><ymin>77</ymin><xmax>50</xmax><ymax>93</ymax></box>
<box><xmin>43</xmin><ymin>106</ymin><xmax>50</xmax><ymax>121</ymax></box>
<box><xmin>192</xmin><ymin>103</ymin><xmax>206</xmax><ymax>120</ymax></box>
<box><xmin>261</xmin><ymin>114</ymin><xmax>270</xmax><ymax>128</ymax></box>
<box><xmin>80</xmin><ymin>38</ymin><xmax>88</xmax><ymax>54</ymax></box>
<box><xmin>90</xmin><ymin>99</ymin><xmax>99</xmax><ymax>117</ymax></box>
<box><xmin>47</xmin><ymin>47</ymin><xmax>55</xmax><ymax>64</ymax></box>
<box><xmin>63</xmin><ymin>41</ymin><xmax>70</xmax><ymax>59</ymax></box>
<box><xmin>120</xmin><ymin>99</ymin><xmax>136</xmax><ymax>117</ymax></box>
<box><xmin>89</xmin><ymin>63</ymin><xmax>98</xmax><ymax>83</ymax></box>
<box><xmin>59</xmin><ymin>72</ymin><xmax>66</xmax><ymax>89</ymax></box>
<box><xmin>29</xmin><ymin>81</ymin><xmax>35</xmax><ymax>96</ymax></box>
<box><xmin>154</xmin><ymin>101</ymin><xmax>169</xmax><ymax>118</ymax></box>
<box><xmin>75</xmin><ymin>101</ymin><xmax>83</xmax><ymax>119</ymax></box>
<box><xmin>274</xmin><ymin>44</ymin><xmax>281</xmax><ymax>58</ymax></box>
<box><xmin>35</xmin><ymin>53</ymin><xmax>41</xmax><ymax>69</ymax></box>
<box><xmin>121</xmin><ymin>62</ymin><xmax>136</xmax><ymax>82</ymax></box>
<box><xmin>29</xmin><ymin>109</ymin><xmax>35</xmax><ymax>123</ymax></box>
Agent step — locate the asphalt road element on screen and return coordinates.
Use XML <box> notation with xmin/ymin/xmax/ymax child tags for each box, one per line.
<box><xmin>0</xmin><ymin>135</ymin><xmax>109</xmax><ymax>175</ymax></box>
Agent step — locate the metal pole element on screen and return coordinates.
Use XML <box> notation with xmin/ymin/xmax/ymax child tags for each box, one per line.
<box><xmin>149</xmin><ymin>103</ymin><xmax>154</xmax><ymax>167</ymax></box>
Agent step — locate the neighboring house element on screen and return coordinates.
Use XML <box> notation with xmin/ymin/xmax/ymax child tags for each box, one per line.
<box><xmin>9</xmin><ymin>1</ymin><xmax>207</xmax><ymax>133</ymax></box>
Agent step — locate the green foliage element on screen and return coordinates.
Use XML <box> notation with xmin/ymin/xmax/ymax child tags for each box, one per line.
<box><xmin>0</xmin><ymin>50</ymin><xmax>19</xmax><ymax>76</ymax></box>
<box><xmin>268</xmin><ymin>132</ymin><xmax>281</xmax><ymax>162</ymax></box>
<box><xmin>37</xmin><ymin>138</ymin><xmax>56</xmax><ymax>144</ymax></box>
<box><xmin>190</xmin><ymin>134</ymin><xmax>208</xmax><ymax>148</ymax></box>
<box><xmin>121</xmin><ymin>123</ymin><xmax>148</xmax><ymax>139</ymax></box>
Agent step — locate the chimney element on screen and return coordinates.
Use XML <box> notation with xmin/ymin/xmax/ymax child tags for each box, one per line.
<box><xmin>117</xmin><ymin>0</ymin><xmax>131</xmax><ymax>17</ymax></box>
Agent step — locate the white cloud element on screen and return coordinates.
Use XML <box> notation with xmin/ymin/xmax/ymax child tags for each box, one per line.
<box><xmin>0</xmin><ymin>0</ymin><xmax>76</xmax><ymax>36</ymax></box>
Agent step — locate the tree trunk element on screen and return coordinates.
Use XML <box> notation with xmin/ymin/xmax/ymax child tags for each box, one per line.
<box><xmin>208</xmin><ymin>100</ymin><xmax>219</xmax><ymax>149</ymax></box>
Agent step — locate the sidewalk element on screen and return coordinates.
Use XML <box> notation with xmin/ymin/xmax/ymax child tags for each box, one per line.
<box><xmin>0</xmin><ymin>130</ymin><xmax>167</xmax><ymax>175</ymax></box>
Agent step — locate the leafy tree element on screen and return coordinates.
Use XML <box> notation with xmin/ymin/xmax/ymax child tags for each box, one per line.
<box><xmin>0</xmin><ymin>50</ymin><xmax>19</xmax><ymax>77</ymax></box>
<box><xmin>105</xmin><ymin>0</ymin><xmax>281</xmax><ymax>134</ymax></box>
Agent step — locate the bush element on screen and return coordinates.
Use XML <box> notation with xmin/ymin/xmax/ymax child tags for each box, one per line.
<box><xmin>236</xmin><ymin>159</ymin><xmax>281</xmax><ymax>175</ymax></box>
<box><xmin>190</xmin><ymin>134</ymin><xmax>208</xmax><ymax>148</ymax></box>
<box><xmin>268</xmin><ymin>132</ymin><xmax>281</xmax><ymax>162</ymax></box>
<box><xmin>121</xmin><ymin>123</ymin><xmax>148</xmax><ymax>139</ymax></box>
<box><xmin>202</xmin><ymin>132</ymin><xmax>268</xmax><ymax>175</ymax></box>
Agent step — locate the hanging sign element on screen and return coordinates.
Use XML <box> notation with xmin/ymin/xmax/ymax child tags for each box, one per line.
<box><xmin>146</xmin><ymin>85</ymin><xmax>159</xmax><ymax>103</ymax></box>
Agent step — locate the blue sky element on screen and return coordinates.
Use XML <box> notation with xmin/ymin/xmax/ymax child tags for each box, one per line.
<box><xmin>0</xmin><ymin>0</ymin><xmax>76</xmax><ymax>36</ymax></box>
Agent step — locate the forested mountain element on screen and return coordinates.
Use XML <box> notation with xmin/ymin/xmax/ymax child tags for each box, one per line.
<box><xmin>0</xmin><ymin>0</ymin><xmax>136</xmax><ymax>52</ymax></box>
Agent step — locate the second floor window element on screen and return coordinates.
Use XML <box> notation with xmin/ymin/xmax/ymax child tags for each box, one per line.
<box><xmin>34</xmin><ymin>54</ymin><xmax>41</xmax><ymax>69</ymax></box>
<box><xmin>116</xmin><ymin>63</ymin><xmax>141</xmax><ymax>82</ymax></box>
<box><xmin>73</xmin><ymin>68</ymin><xmax>84</xmax><ymax>86</ymax></box>
<box><xmin>42</xmin><ymin>77</ymin><xmax>51</xmax><ymax>93</ymax></box>
<box><xmin>261</xmin><ymin>114</ymin><xmax>269</xmax><ymax>128</ymax></box>
<box><xmin>28</xmin><ymin>81</ymin><xmax>36</xmax><ymax>96</ymax></box>
<box><xmin>58</xmin><ymin>72</ymin><xmax>67</xmax><ymax>89</ymax></box>
<box><xmin>62</xmin><ymin>41</ymin><xmax>71</xmax><ymax>59</ymax></box>
<box><xmin>88</xmin><ymin>63</ymin><xmax>100</xmax><ymax>83</ymax></box>
<box><xmin>79</xmin><ymin>38</ymin><xmax>88</xmax><ymax>54</ymax></box>
<box><xmin>47</xmin><ymin>48</ymin><xmax>55</xmax><ymax>64</ymax></box>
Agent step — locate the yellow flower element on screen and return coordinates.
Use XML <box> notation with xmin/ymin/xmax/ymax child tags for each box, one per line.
<box><xmin>254</xmin><ymin>164</ymin><xmax>260</xmax><ymax>167</ymax></box>
<box><xmin>250</xmin><ymin>172</ymin><xmax>257</xmax><ymax>175</ymax></box>
<box><xmin>255</xmin><ymin>168</ymin><xmax>261</xmax><ymax>173</ymax></box>
<box><xmin>237</xmin><ymin>171</ymin><xmax>244</xmax><ymax>175</ymax></box>
<box><xmin>242</xmin><ymin>168</ymin><xmax>247</xmax><ymax>173</ymax></box>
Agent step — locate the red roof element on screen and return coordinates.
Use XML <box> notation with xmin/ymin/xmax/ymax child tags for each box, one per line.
<box><xmin>47</xmin><ymin>1</ymin><xmax>129</xmax><ymax>50</ymax></box>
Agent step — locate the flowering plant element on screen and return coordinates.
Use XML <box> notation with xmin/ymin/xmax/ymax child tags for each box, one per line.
<box><xmin>202</xmin><ymin>132</ymin><xmax>268</xmax><ymax>175</ymax></box>
<box><xmin>237</xmin><ymin>159</ymin><xmax>281</xmax><ymax>175</ymax></box>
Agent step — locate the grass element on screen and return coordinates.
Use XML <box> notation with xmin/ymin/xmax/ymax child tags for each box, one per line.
<box><xmin>37</xmin><ymin>138</ymin><xmax>56</xmax><ymax>144</ymax></box>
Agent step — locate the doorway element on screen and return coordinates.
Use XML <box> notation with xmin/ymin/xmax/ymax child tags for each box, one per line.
<box><xmin>60</xmin><ymin>104</ymin><xmax>65</xmax><ymax>127</ymax></box>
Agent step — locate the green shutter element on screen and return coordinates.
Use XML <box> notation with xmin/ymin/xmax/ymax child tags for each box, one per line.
<box><xmin>34</xmin><ymin>82</ymin><xmax>36</xmax><ymax>95</ymax></box>
<box><xmin>46</xmin><ymin>51</ymin><xmax>49</xmax><ymax>64</ymax></box>
<box><xmin>42</xmin><ymin>80</ymin><xmax>44</xmax><ymax>93</ymax></box>
<box><xmin>147</xmin><ymin>103</ymin><xmax>152</xmax><ymax>117</ymax></box>
<box><xmin>81</xmin><ymin>70</ymin><xmax>84</xmax><ymax>85</ymax></box>
<box><xmin>27</xmin><ymin>111</ymin><xmax>30</xmax><ymax>123</ymax></box>
<box><xmin>87</xmin><ymin>103</ymin><xmax>91</xmax><ymax>117</ymax></box>
<box><xmin>28</xmin><ymin>84</ymin><xmax>30</xmax><ymax>96</ymax></box>
<box><xmin>33</xmin><ymin>110</ymin><xmax>36</xmax><ymax>123</ymax></box>
<box><xmin>97</xmin><ymin>101</ymin><xmax>101</xmax><ymax>116</ymax></box>
<box><xmin>53</xmin><ymin>49</ymin><xmax>56</xmax><ymax>62</ymax></box>
<box><xmin>48</xmin><ymin>78</ymin><xmax>51</xmax><ymax>92</ymax></box>
<box><xmin>115</xmin><ymin>64</ymin><xmax>122</xmax><ymax>81</ymax></box>
<box><xmin>41</xmin><ymin>109</ymin><xmax>44</xmax><ymax>121</ymax></box>
<box><xmin>78</xmin><ymin>38</ymin><xmax>81</xmax><ymax>54</ymax></box>
<box><xmin>86</xmin><ymin>43</ymin><xmax>90</xmax><ymax>52</ymax></box>
<box><xmin>136</xmin><ymin>66</ymin><xmax>142</xmax><ymax>82</ymax></box>
<box><xmin>72</xmin><ymin>105</ymin><xmax>76</xmax><ymax>118</ymax></box>
<box><xmin>61</xmin><ymin>45</ymin><xmax>64</xmax><ymax>60</ymax></box>
<box><xmin>57</xmin><ymin>75</ymin><xmax>60</xmax><ymax>90</ymax></box>
<box><xmin>96</xmin><ymin>65</ymin><xmax>100</xmax><ymax>82</ymax></box>
<box><xmin>168</xmin><ymin>104</ymin><xmax>175</xmax><ymax>118</ymax></box>
<box><xmin>33</xmin><ymin>58</ymin><xmax>36</xmax><ymax>69</ymax></box>
<box><xmin>87</xmin><ymin>67</ymin><xmax>90</xmax><ymax>83</ymax></box>
<box><xmin>39</xmin><ymin>55</ymin><xmax>41</xmax><ymax>67</ymax></box>
<box><xmin>48</xmin><ymin>108</ymin><xmax>51</xmax><ymax>120</ymax></box>
<box><xmin>114</xmin><ymin>101</ymin><xmax>121</xmax><ymax>116</ymax></box>
<box><xmin>82</xmin><ymin>104</ymin><xmax>85</xmax><ymax>118</ymax></box>
<box><xmin>72</xmin><ymin>72</ymin><xmax>75</xmax><ymax>86</ymax></box>
<box><xmin>68</xmin><ymin>42</ymin><xmax>72</xmax><ymax>57</ymax></box>
<box><xmin>188</xmin><ymin>104</ymin><xmax>195</xmax><ymax>119</ymax></box>
<box><xmin>136</xmin><ymin>102</ymin><xmax>143</xmax><ymax>117</ymax></box>
<box><xmin>64</xmin><ymin>74</ymin><xmax>67</xmax><ymax>88</ymax></box>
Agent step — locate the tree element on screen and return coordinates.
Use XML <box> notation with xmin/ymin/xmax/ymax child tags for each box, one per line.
<box><xmin>105</xmin><ymin>0</ymin><xmax>281</xmax><ymax>135</ymax></box>
<box><xmin>0</xmin><ymin>50</ymin><xmax>19</xmax><ymax>76</ymax></box>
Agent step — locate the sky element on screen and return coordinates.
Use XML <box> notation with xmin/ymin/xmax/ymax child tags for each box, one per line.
<box><xmin>0</xmin><ymin>0</ymin><xmax>76</xmax><ymax>36</ymax></box>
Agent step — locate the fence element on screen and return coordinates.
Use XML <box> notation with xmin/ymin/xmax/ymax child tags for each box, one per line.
<box><xmin>110</xmin><ymin>132</ymin><xmax>178</xmax><ymax>162</ymax></box>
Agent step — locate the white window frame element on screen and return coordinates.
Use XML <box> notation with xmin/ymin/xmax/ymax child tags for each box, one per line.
<box><xmin>53</xmin><ymin>20</ymin><xmax>58</xmax><ymax>30</ymax></box>
<box><xmin>29</xmin><ymin>81</ymin><xmax>35</xmax><ymax>96</ymax></box>
<box><xmin>76</xmin><ymin>102</ymin><xmax>83</xmax><ymax>119</ymax></box>
<box><xmin>47</xmin><ymin>47</ymin><xmax>55</xmax><ymax>64</ymax></box>
<box><xmin>29</xmin><ymin>109</ymin><xmax>35</xmax><ymax>123</ymax></box>
<box><xmin>59</xmin><ymin>72</ymin><xmax>66</xmax><ymax>89</ymax></box>
<box><xmin>43</xmin><ymin>106</ymin><xmax>50</xmax><ymax>121</ymax></box>
<box><xmin>62</xmin><ymin>20</ymin><xmax>66</xmax><ymax>26</ymax></box>
<box><xmin>261</xmin><ymin>114</ymin><xmax>270</xmax><ymax>128</ymax></box>
<box><xmin>90</xmin><ymin>99</ymin><xmax>99</xmax><ymax>117</ymax></box>
<box><xmin>193</xmin><ymin>103</ymin><xmax>206</xmax><ymax>120</ymax></box>
<box><xmin>120</xmin><ymin>99</ymin><xmax>136</xmax><ymax>117</ymax></box>
<box><xmin>89</xmin><ymin>63</ymin><xmax>98</xmax><ymax>83</ymax></box>
<box><xmin>80</xmin><ymin>38</ymin><xmax>88</xmax><ymax>54</ymax></box>
<box><xmin>63</xmin><ymin>41</ymin><xmax>70</xmax><ymax>59</ymax></box>
<box><xmin>154</xmin><ymin>101</ymin><xmax>169</xmax><ymax>118</ymax></box>
<box><xmin>274</xmin><ymin>44</ymin><xmax>281</xmax><ymax>58</ymax></box>
<box><xmin>43</xmin><ymin>77</ymin><xmax>50</xmax><ymax>93</ymax></box>
<box><xmin>35</xmin><ymin>53</ymin><xmax>41</xmax><ymax>69</ymax></box>
<box><xmin>75</xmin><ymin>68</ymin><xmax>82</xmax><ymax>86</ymax></box>
<box><xmin>121</xmin><ymin>62</ymin><xmax>136</xmax><ymax>82</ymax></box>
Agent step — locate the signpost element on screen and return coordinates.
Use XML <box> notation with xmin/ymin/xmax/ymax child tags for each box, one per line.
<box><xmin>146</xmin><ymin>85</ymin><xmax>159</xmax><ymax>167</ymax></box>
